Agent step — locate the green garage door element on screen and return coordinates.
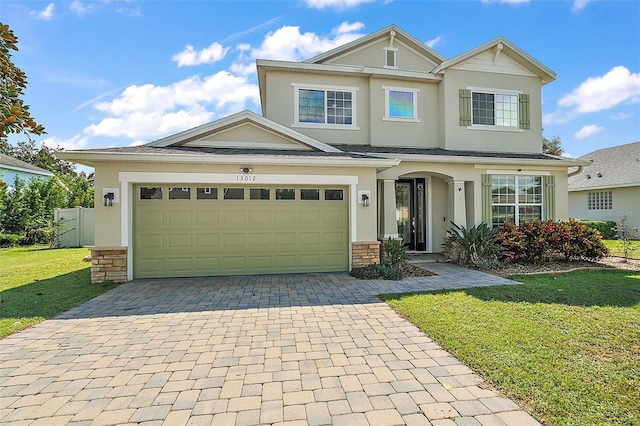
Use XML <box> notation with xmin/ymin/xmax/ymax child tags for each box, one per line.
<box><xmin>133</xmin><ymin>185</ymin><xmax>349</xmax><ymax>279</ymax></box>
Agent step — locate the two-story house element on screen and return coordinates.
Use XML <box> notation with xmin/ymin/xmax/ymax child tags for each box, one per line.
<box><xmin>60</xmin><ymin>25</ymin><xmax>585</xmax><ymax>283</ymax></box>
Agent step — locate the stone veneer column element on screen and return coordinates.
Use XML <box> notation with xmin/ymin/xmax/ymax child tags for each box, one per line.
<box><xmin>91</xmin><ymin>246</ymin><xmax>128</xmax><ymax>284</ymax></box>
<box><xmin>351</xmin><ymin>241</ymin><xmax>381</xmax><ymax>268</ymax></box>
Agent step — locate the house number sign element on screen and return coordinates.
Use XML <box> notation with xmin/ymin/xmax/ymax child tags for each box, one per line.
<box><xmin>236</xmin><ymin>175</ymin><xmax>257</xmax><ymax>182</ymax></box>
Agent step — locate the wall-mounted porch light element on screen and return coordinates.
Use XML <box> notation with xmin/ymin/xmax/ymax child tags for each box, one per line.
<box><xmin>361</xmin><ymin>193</ymin><xmax>370</xmax><ymax>207</ymax></box>
<box><xmin>104</xmin><ymin>192</ymin><xmax>115</xmax><ymax>207</ymax></box>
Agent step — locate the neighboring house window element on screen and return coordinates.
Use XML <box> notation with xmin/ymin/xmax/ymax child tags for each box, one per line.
<box><xmin>588</xmin><ymin>191</ymin><xmax>612</xmax><ymax>210</ymax></box>
<box><xmin>293</xmin><ymin>84</ymin><xmax>358</xmax><ymax>129</ymax></box>
<box><xmin>383</xmin><ymin>86</ymin><xmax>419</xmax><ymax>122</ymax></box>
<box><xmin>460</xmin><ymin>88</ymin><xmax>529</xmax><ymax>130</ymax></box>
<box><xmin>490</xmin><ymin>175</ymin><xmax>543</xmax><ymax>227</ymax></box>
<box><xmin>383</xmin><ymin>47</ymin><xmax>397</xmax><ymax>68</ymax></box>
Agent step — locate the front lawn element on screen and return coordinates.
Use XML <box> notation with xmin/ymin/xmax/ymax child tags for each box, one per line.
<box><xmin>0</xmin><ymin>246</ymin><xmax>117</xmax><ymax>338</ymax></box>
<box><xmin>604</xmin><ymin>239</ymin><xmax>640</xmax><ymax>259</ymax></box>
<box><xmin>381</xmin><ymin>269</ymin><xmax>640</xmax><ymax>426</ymax></box>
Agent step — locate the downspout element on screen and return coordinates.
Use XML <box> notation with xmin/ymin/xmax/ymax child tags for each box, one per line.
<box><xmin>567</xmin><ymin>165</ymin><xmax>583</xmax><ymax>177</ymax></box>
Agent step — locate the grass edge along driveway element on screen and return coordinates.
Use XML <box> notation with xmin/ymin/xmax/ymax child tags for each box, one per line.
<box><xmin>381</xmin><ymin>269</ymin><xmax>640</xmax><ymax>426</ymax></box>
<box><xmin>0</xmin><ymin>246</ymin><xmax>118</xmax><ymax>338</ymax></box>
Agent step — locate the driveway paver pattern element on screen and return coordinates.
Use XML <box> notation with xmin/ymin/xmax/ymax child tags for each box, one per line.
<box><xmin>0</xmin><ymin>264</ymin><xmax>540</xmax><ymax>425</ymax></box>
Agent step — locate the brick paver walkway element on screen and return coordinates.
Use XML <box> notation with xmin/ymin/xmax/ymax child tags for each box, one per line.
<box><xmin>0</xmin><ymin>264</ymin><xmax>540</xmax><ymax>425</ymax></box>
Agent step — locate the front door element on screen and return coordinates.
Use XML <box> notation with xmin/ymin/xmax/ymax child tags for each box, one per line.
<box><xmin>395</xmin><ymin>178</ymin><xmax>426</xmax><ymax>251</ymax></box>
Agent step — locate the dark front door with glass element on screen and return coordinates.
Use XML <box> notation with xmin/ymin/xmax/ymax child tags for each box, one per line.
<box><xmin>395</xmin><ymin>178</ymin><xmax>426</xmax><ymax>251</ymax></box>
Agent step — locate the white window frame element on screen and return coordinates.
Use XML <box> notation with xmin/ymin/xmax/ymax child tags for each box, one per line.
<box><xmin>467</xmin><ymin>86</ymin><xmax>523</xmax><ymax>133</ymax></box>
<box><xmin>490</xmin><ymin>174</ymin><xmax>544</xmax><ymax>227</ymax></box>
<box><xmin>383</xmin><ymin>47</ymin><xmax>398</xmax><ymax>69</ymax></box>
<box><xmin>292</xmin><ymin>83</ymin><xmax>359</xmax><ymax>130</ymax></box>
<box><xmin>382</xmin><ymin>86</ymin><xmax>420</xmax><ymax>123</ymax></box>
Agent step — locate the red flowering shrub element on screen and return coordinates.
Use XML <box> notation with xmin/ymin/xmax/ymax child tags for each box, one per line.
<box><xmin>497</xmin><ymin>220</ymin><xmax>609</xmax><ymax>264</ymax></box>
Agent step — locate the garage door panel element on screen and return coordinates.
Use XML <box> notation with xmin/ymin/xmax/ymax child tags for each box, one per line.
<box><xmin>168</xmin><ymin>234</ymin><xmax>192</xmax><ymax>248</ymax></box>
<box><xmin>196</xmin><ymin>234</ymin><xmax>219</xmax><ymax>248</ymax></box>
<box><xmin>134</xmin><ymin>184</ymin><xmax>349</xmax><ymax>278</ymax></box>
<box><xmin>222</xmin><ymin>210</ymin><xmax>246</xmax><ymax>226</ymax></box>
<box><xmin>168</xmin><ymin>210</ymin><xmax>192</xmax><ymax>225</ymax></box>
<box><xmin>196</xmin><ymin>210</ymin><xmax>219</xmax><ymax>225</ymax></box>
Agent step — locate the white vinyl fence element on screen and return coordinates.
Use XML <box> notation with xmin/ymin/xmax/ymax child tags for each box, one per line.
<box><xmin>54</xmin><ymin>207</ymin><xmax>95</xmax><ymax>247</ymax></box>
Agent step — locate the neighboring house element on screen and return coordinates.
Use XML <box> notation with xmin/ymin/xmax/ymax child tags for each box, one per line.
<box><xmin>60</xmin><ymin>25</ymin><xmax>586</xmax><ymax>283</ymax></box>
<box><xmin>568</xmin><ymin>141</ymin><xmax>640</xmax><ymax>234</ymax></box>
<box><xmin>0</xmin><ymin>154</ymin><xmax>54</xmax><ymax>189</ymax></box>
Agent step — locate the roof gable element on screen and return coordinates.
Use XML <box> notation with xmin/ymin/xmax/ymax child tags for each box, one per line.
<box><xmin>433</xmin><ymin>37</ymin><xmax>556</xmax><ymax>84</ymax></box>
<box><xmin>304</xmin><ymin>25</ymin><xmax>446</xmax><ymax>71</ymax></box>
<box><xmin>146</xmin><ymin>110</ymin><xmax>341</xmax><ymax>153</ymax></box>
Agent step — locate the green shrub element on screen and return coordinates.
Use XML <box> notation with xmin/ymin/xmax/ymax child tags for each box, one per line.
<box><xmin>497</xmin><ymin>220</ymin><xmax>609</xmax><ymax>264</ymax></box>
<box><xmin>350</xmin><ymin>263</ymin><xmax>403</xmax><ymax>280</ymax></box>
<box><xmin>382</xmin><ymin>237</ymin><xmax>409</xmax><ymax>266</ymax></box>
<box><xmin>577</xmin><ymin>220</ymin><xmax>617</xmax><ymax>239</ymax></box>
<box><xmin>0</xmin><ymin>233</ymin><xmax>22</xmax><ymax>248</ymax></box>
<box><xmin>443</xmin><ymin>222</ymin><xmax>503</xmax><ymax>268</ymax></box>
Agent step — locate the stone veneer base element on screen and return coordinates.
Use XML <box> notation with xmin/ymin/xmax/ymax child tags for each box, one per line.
<box><xmin>91</xmin><ymin>246</ymin><xmax>128</xmax><ymax>284</ymax></box>
<box><xmin>351</xmin><ymin>241</ymin><xmax>381</xmax><ymax>268</ymax></box>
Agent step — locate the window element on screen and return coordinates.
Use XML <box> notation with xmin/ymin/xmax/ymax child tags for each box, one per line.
<box><xmin>490</xmin><ymin>176</ymin><xmax>542</xmax><ymax>227</ymax></box>
<box><xmin>473</xmin><ymin>92</ymin><xmax>518</xmax><ymax>127</ymax></box>
<box><xmin>250</xmin><ymin>188</ymin><xmax>270</xmax><ymax>200</ymax></box>
<box><xmin>383</xmin><ymin>87</ymin><xmax>419</xmax><ymax>121</ymax></box>
<box><xmin>301</xmin><ymin>189</ymin><xmax>320</xmax><ymax>200</ymax></box>
<box><xmin>197</xmin><ymin>187</ymin><xmax>218</xmax><ymax>200</ymax></box>
<box><xmin>325</xmin><ymin>189</ymin><xmax>344</xmax><ymax>200</ymax></box>
<box><xmin>276</xmin><ymin>189</ymin><xmax>295</xmax><ymax>200</ymax></box>
<box><xmin>588</xmin><ymin>191</ymin><xmax>612</xmax><ymax>210</ymax></box>
<box><xmin>140</xmin><ymin>187</ymin><xmax>162</xmax><ymax>200</ymax></box>
<box><xmin>168</xmin><ymin>187</ymin><xmax>190</xmax><ymax>200</ymax></box>
<box><xmin>223</xmin><ymin>188</ymin><xmax>244</xmax><ymax>200</ymax></box>
<box><xmin>293</xmin><ymin>84</ymin><xmax>358</xmax><ymax>128</ymax></box>
<box><xmin>384</xmin><ymin>47</ymin><xmax>397</xmax><ymax>68</ymax></box>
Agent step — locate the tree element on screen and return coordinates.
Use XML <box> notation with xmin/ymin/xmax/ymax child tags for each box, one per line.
<box><xmin>1</xmin><ymin>138</ymin><xmax>76</xmax><ymax>178</ymax></box>
<box><xmin>542</xmin><ymin>134</ymin><xmax>564</xmax><ymax>156</ymax></box>
<box><xmin>0</xmin><ymin>23</ymin><xmax>45</xmax><ymax>141</ymax></box>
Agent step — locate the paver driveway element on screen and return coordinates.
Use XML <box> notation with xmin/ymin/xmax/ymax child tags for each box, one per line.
<box><xmin>0</xmin><ymin>264</ymin><xmax>540</xmax><ymax>426</ymax></box>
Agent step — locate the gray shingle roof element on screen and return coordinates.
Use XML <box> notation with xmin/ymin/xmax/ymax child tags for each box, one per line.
<box><xmin>568</xmin><ymin>141</ymin><xmax>640</xmax><ymax>190</ymax></box>
<box><xmin>0</xmin><ymin>154</ymin><xmax>53</xmax><ymax>176</ymax></box>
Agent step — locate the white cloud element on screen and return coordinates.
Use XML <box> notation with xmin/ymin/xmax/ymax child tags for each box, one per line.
<box><xmin>304</xmin><ymin>0</ymin><xmax>375</xmax><ymax>11</ymax></box>
<box><xmin>34</xmin><ymin>3</ymin><xmax>55</xmax><ymax>21</ymax></box>
<box><xmin>41</xmin><ymin>134</ymin><xmax>89</xmax><ymax>151</ymax></box>
<box><xmin>425</xmin><ymin>36</ymin><xmax>443</xmax><ymax>49</ymax></box>
<box><xmin>85</xmin><ymin>71</ymin><xmax>259</xmax><ymax>140</ymax></box>
<box><xmin>558</xmin><ymin>66</ymin><xmax>640</xmax><ymax>113</ymax></box>
<box><xmin>250</xmin><ymin>23</ymin><xmax>364</xmax><ymax>62</ymax></box>
<box><xmin>70</xmin><ymin>0</ymin><xmax>89</xmax><ymax>17</ymax></box>
<box><xmin>610</xmin><ymin>112</ymin><xmax>633</xmax><ymax>121</ymax></box>
<box><xmin>333</xmin><ymin>21</ymin><xmax>365</xmax><ymax>34</ymax></box>
<box><xmin>572</xmin><ymin>0</ymin><xmax>591</xmax><ymax>12</ymax></box>
<box><xmin>574</xmin><ymin>124</ymin><xmax>604</xmax><ymax>140</ymax></box>
<box><xmin>172</xmin><ymin>42</ymin><xmax>230</xmax><ymax>67</ymax></box>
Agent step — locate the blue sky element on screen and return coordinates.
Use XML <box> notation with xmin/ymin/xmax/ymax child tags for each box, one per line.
<box><xmin>2</xmin><ymin>0</ymin><xmax>639</xmax><ymax>160</ymax></box>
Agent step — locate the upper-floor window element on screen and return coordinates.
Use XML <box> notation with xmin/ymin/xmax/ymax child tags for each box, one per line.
<box><xmin>460</xmin><ymin>88</ymin><xmax>529</xmax><ymax>131</ymax></box>
<box><xmin>293</xmin><ymin>83</ymin><xmax>359</xmax><ymax>129</ymax></box>
<box><xmin>383</xmin><ymin>86</ymin><xmax>420</xmax><ymax>122</ymax></box>
<box><xmin>473</xmin><ymin>92</ymin><xmax>518</xmax><ymax>127</ymax></box>
<box><xmin>383</xmin><ymin>47</ymin><xmax>397</xmax><ymax>69</ymax></box>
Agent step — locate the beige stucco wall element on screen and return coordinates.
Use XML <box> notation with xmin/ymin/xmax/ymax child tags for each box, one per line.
<box><xmin>569</xmin><ymin>186</ymin><xmax>640</xmax><ymax>232</ymax></box>
<box><xmin>92</xmin><ymin>160</ymin><xmax>380</xmax><ymax>249</ymax></box>
<box><xmin>439</xmin><ymin>69</ymin><xmax>543</xmax><ymax>153</ymax></box>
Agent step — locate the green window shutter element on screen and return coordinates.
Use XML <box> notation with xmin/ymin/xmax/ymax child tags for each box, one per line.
<box><xmin>459</xmin><ymin>89</ymin><xmax>472</xmax><ymax>126</ymax></box>
<box><xmin>544</xmin><ymin>175</ymin><xmax>555</xmax><ymax>220</ymax></box>
<box><xmin>519</xmin><ymin>93</ymin><xmax>530</xmax><ymax>130</ymax></box>
<box><xmin>481</xmin><ymin>174</ymin><xmax>492</xmax><ymax>224</ymax></box>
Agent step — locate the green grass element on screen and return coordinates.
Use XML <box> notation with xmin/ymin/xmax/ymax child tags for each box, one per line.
<box><xmin>0</xmin><ymin>246</ymin><xmax>118</xmax><ymax>338</ymax></box>
<box><xmin>381</xmin><ymin>270</ymin><xmax>640</xmax><ymax>426</ymax></box>
<box><xmin>604</xmin><ymin>239</ymin><xmax>640</xmax><ymax>259</ymax></box>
